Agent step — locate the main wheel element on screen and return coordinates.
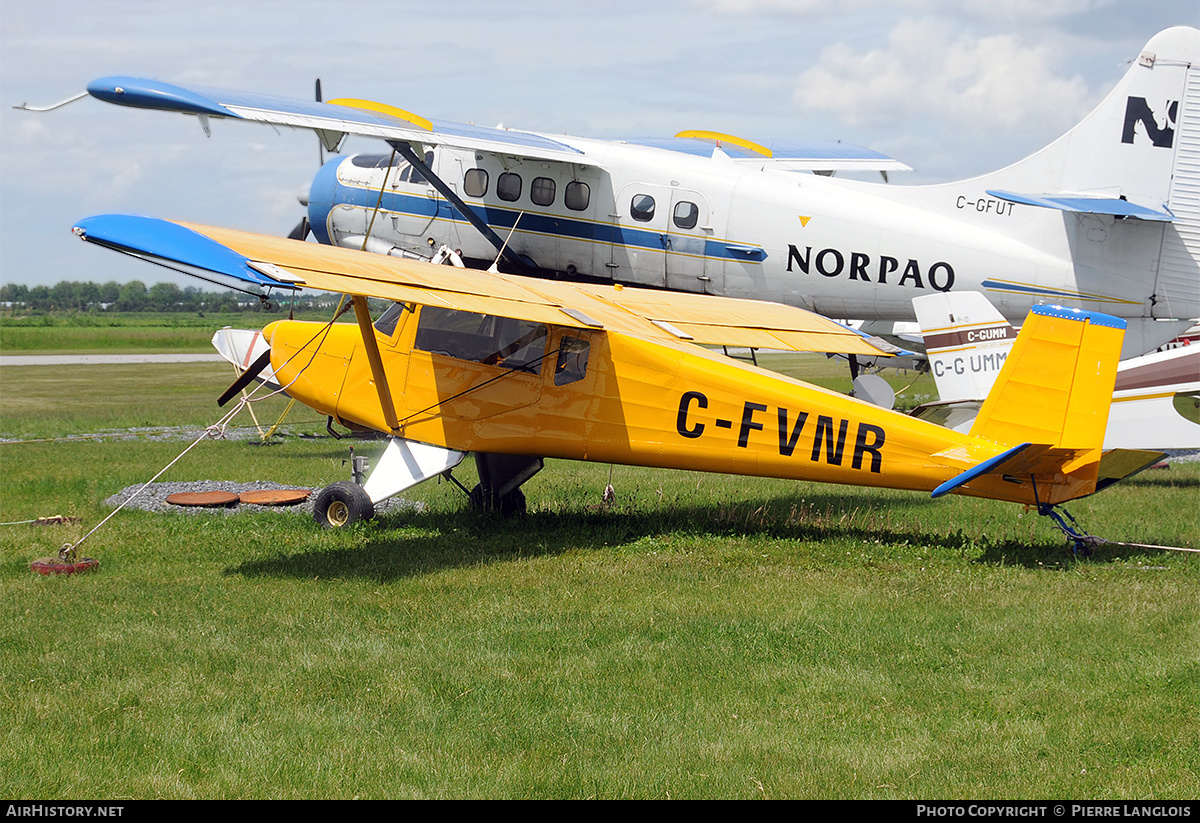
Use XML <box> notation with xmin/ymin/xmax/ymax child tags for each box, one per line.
<box><xmin>313</xmin><ymin>481</ymin><xmax>375</xmax><ymax>528</ymax></box>
<box><xmin>468</xmin><ymin>484</ymin><xmax>526</xmax><ymax>517</ymax></box>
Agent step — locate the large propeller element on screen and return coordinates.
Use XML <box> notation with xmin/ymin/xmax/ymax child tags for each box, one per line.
<box><xmin>285</xmin><ymin>78</ymin><xmax>325</xmax><ymax>244</ymax></box>
<box><xmin>287</xmin><ymin>217</ymin><xmax>311</xmax><ymax>241</ymax></box>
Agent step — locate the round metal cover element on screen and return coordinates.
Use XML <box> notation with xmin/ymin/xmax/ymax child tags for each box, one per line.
<box><xmin>166</xmin><ymin>490</ymin><xmax>240</xmax><ymax>507</ymax></box>
<box><xmin>238</xmin><ymin>489</ymin><xmax>311</xmax><ymax>506</ymax></box>
<box><xmin>31</xmin><ymin>557</ymin><xmax>99</xmax><ymax>575</ymax></box>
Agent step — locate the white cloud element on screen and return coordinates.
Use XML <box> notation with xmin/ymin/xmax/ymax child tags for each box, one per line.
<box><xmin>792</xmin><ymin>19</ymin><xmax>1090</xmax><ymax>130</ymax></box>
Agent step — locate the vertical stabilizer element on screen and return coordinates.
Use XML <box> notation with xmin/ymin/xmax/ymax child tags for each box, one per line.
<box><xmin>968</xmin><ymin>306</ymin><xmax>1125</xmax><ymax>452</ymax></box>
<box><xmin>913</xmin><ymin>292</ymin><xmax>1016</xmax><ymax>404</ymax></box>
<box><xmin>977</xmin><ymin>27</ymin><xmax>1199</xmax><ymax>216</ymax></box>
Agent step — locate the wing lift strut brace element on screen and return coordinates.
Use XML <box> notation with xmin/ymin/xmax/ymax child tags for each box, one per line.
<box><xmin>388</xmin><ymin>140</ymin><xmax>536</xmax><ymax>273</ymax></box>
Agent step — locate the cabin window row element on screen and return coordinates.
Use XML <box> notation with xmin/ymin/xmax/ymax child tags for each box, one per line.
<box><xmin>463</xmin><ymin>168</ymin><xmax>591</xmax><ymax>211</ymax></box>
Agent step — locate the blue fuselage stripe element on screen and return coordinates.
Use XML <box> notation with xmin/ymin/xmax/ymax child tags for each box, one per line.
<box><xmin>324</xmin><ymin>180</ymin><xmax>762</xmax><ymax>263</ymax></box>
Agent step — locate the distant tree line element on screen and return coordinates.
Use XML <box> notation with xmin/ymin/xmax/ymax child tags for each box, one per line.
<box><xmin>0</xmin><ymin>281</ymin><xmax>348</xmax><ymax>314</ymax></box>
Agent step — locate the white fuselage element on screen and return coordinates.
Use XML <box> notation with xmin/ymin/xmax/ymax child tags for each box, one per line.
<box><xmin>309</xmin><ymin>135</ymin><xmax>1191</xmax><ymax>352</ymax></box>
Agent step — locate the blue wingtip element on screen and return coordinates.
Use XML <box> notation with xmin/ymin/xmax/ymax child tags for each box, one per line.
<box><xmin>86</xmin><ymin>76</ymin><xmax>238</xmax><ymax>118</ymax></box>
<box><xmin>72</xmin><ymin>214</ymin><xmax>289</xmax><ymax>289</ymax></box>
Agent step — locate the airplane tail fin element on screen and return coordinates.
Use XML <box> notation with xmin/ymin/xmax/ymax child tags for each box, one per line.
<box><xmin>975</xmin><ymin>27</ymin><xmax>1199</xmax><ymax>218</ymax></box>
<box><xmin>913</xmin><ymin>292</ymin><xmax>1015</xmax><ymax>404</ymax></box>
<box><xmin>968</xmin><ymin>305</ymin><xmax>1122</xmax><ymax>450</ymax></box>
<box><xmin>963</xmin><ymin>28</ymin><xmax>1200</xmax><ymax>336</ymax></box>
<box><xmin>930</xmin><ymin>305</ymin><xmax>1161</xmax><ymax>505</ymax></box>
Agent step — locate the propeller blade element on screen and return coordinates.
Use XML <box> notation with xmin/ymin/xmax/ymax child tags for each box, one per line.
<box><xmin>315</xmin><ymin>79</ymin><xmax>324</xmax><ymax>166</ymax></box>
<box><xmin>287</xmin><ymin>217</ymin><xmax>310</xmax><ymax>241</ymax></box>
<box><xmin>219</xmin><ymin>349</ymin><xmax>273</xmax><ymax>407</ymax></box>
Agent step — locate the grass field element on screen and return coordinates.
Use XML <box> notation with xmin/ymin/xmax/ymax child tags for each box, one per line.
<box><xmin>0</xmin><ymin>309</ymin><xmax>352</xmax><ymax>355</ymax></box>
<box><xmin>1</xmin><ymin>317</ymin><xmax>1197</xmax><ymax>799</ymax></box>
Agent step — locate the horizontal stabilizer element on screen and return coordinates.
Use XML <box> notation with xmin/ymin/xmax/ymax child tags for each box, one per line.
<box><xmin>932</xmin><ymin>442</ymin><xmax>1164</xmax><ymax>501</ymax></box>
<box><xmin>362</xmin><ymin>437</ymin><xmax>466</xmax><ymax>504</ymax></box>
<box><xmin>932</xmin><ymin>442</ymin><xmax>1087</xmax><ymax>498</ymax></box>
<box><xmin>1094</xmin><ymin>449</ymin><xmax>1167</xmax><ymax>493</ymax></box>
<box><xmin>986</xmin><ymin>189</ymin><xmax>1173</xmax><ymax>221</ymax></box>
<box><xmin>932</xmin><ymin>442</ymin><xmax>1032</xmax><ymax>498</ymax></box>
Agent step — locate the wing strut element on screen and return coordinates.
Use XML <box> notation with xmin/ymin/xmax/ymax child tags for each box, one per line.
<box><xmin>388</xmin><ymin>141</ymin><xmax>534</xmax><ymax>272</ymax></box>
<box><xmin>350</xmin><ymin>294</ymin><xmax>401</xmax><ymax>432</ymax></box>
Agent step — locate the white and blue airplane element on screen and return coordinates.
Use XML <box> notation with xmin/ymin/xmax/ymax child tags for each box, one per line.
<box><xmin>64</xmin><ymin>27</ymin><xmax>1200</xmax><ymax>357</ymax></box>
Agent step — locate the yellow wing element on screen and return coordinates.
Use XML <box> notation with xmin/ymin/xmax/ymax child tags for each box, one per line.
<box><xmin>77</xmin><ymin>214</ymin><xmax>890</xmax><ymax>357</ymax></box>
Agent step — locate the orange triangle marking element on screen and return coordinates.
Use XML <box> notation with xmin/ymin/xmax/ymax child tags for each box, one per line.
<box><xmin>798</xmin><ymin>216</ymin><xmax>811</xmax><ymax>227</ymax></box>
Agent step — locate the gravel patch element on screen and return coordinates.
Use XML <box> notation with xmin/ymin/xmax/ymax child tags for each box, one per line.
<box><xmin>1164</xmin><ymin>449</ymin><xmax>1200</xmax><ymax>463</ymax></box>
<box><xmin>104</xmin><ymin>480</ymin><xmax>423</xmax><ymax>517</ymax></box>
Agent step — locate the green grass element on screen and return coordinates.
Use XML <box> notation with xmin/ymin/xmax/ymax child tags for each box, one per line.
<box><xmin>1</xmin><ymin>355</ymin><xmax>1197</xmax><ymax>799</ymax></box>
<box><xmin>0</xmin><ymin>310</ymin><xmax>351</xmax><ymax>355</ymax></box>
<box><xmin>0</xmin><ymin>363</ymin><xmax>325</xmax><ymax>441</ymax></box>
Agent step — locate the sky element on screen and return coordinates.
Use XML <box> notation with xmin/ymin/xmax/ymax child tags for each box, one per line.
<box><xmin>1</xmin><ymin>0</ymin><xmax>1197</xmax><ymax>290</ymax></box>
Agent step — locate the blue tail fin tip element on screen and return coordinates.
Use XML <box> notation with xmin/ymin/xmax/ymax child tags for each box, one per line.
<box><xmin>1029</xmin><ymin>304</ymin><xmax>1126</xmax><ymax>329</ymax></box>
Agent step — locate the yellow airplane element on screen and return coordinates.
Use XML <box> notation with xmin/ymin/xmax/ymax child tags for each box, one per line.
<box><xmin>74</xmin><ymin>214</ymin><xmax>1162</xmax><ymax>537</ymax></box>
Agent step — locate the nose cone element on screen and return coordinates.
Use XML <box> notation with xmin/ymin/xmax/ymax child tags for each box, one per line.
<box><xmin>262</xmin><ymin>320</ymin><xmax>363</xmax><ymax>422</ymax></box>
<box><xmin>304</xmin><ymin>157</ymin><xmax>343</xmax><ymax>245</ymax></box>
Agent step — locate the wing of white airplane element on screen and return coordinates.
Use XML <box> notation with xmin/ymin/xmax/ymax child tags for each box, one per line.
<box><xmin>84</xmin><ymin>77</ymin><xmax>908</xmax><ymax>172</ymax></box>
<box><xmin>621</xmin><ymin>132</ymin><xmax>910</xmax><ymax>172</ymax></box>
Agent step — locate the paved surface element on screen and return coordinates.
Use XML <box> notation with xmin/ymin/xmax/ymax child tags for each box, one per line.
<box><xmin>1</xmin><ymin>354</ymin><xmax>224</xmax><ymax>366</ymax></box>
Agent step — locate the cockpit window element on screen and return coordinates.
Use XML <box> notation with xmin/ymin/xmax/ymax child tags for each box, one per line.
<box><xmin>415</xmin><ymin>306</ymin><xmax>547</xmax><ymax>374</ymax></box>
<box><xmin>408</xmin><ymin>151</ymin><xmax>435</xmax><ymax>186</ymax></box>
<box><xmin>373</xmin><ymin>302</ymin><xmax>411</xmax><ymax>337</ymax></box>
<box><xmin>351</xmin><ymin>154</ymin><xmax>393</xmax><ymax>168</ymax></box>
<box><xmin>555</xmin><ymin>336</ymin><xmax>590</xmax><ymax>386</ymax></box>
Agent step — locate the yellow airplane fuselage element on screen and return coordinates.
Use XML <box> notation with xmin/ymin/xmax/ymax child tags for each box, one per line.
<box><xmin>263</xmin><ymin>308</ymin><xmax>1109</xmax><ymax>506</ymax></box>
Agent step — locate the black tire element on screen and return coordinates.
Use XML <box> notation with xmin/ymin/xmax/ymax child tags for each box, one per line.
<box><xmin>313</xmin><ymin>481</ymin><xmax>374</xmax><ymax>528</ymax></box>
<box><xmin>497</xmin><ymin>488</ymin><xmax>526</xmax><ymax>517</ymax></box>
<box><xmin>468</xmin><ymin>484</ymin><xmax>526</xmax><ymax>517</ymax></box>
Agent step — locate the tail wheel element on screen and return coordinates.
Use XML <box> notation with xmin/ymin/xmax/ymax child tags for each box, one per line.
<box><xmin>313</xmin><ymin>481</ymin><xmax>374</xmax><ymax>528</ymax></box>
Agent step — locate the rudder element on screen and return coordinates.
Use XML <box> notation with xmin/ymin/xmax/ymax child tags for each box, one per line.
<box><xmin>968</xmin><ymin>305</ymin><xmax>1125</xmax><ymax>453</ymax></box>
